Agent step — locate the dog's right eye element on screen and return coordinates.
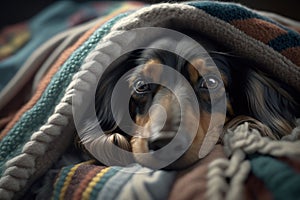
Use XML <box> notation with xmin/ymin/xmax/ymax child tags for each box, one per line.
<box><xmin>133</xmin><ymin>79</ymin><xmax>151</xmax><ymax>94</ymax></box>
<box><xmin>199</xmin><ymin>75</ymin><xmax>220</xmax><ymax>91</ymax></box>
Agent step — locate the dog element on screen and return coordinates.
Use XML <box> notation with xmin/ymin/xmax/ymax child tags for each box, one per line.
<box><xmin>82</xmin><ymin>31</ymin><xmax>299</xmax><ymax>170</ymax></box>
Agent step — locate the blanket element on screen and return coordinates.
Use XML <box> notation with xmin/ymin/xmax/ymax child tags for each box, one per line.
<box><xmin>0</xmin><ymin>1</ymin><xmax>300</xmax><ymax>199</ymax></box>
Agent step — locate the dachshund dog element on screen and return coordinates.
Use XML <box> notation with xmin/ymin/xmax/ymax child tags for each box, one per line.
<box><xmin>82</xmin><ymin>31</ymin><xmax>299</xmax><ymax>170</ymax></box>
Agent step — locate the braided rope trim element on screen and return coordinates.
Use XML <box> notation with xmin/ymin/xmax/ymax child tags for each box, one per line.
<box><xmin>70</xmin><ymin>4</ymin><xmax>300</xmax><ymax>200</ymax></box>
<box><xmin>206</xmin><ymin>149</ymin><xmax>251</xmax><ymax>200</ymax></box>
<box><xmin>206</xmin><ymin>121</ymin><xmax>300</xmax><ymax>200</ymax></box>
<box><xmin>25</xmin><ymin>3</ymin><xmax>300</xmax><ymax>200</ymax></box>
<box><xmin>1</xmin><ymin>2</ymin><xmax>299</xmax><ymax>199</ymax></box>
<box><xmin>79</xmin><ymin>4</ymin><xmax>300</xmax><ymax>200</ymax></box>
<box><xmin>82</xmin><ymin>5</ymin><xmax>300</xmax><ymax>199</ymax></box>
<box><xmin>0</xmin><ymin>92</ymin><xmax>73</xmax><ymax>199</ymax></box>
<box><xmin>224</xmin><ymin>121</ymin><xmax>300</xmax><ymax>157</ymax></box>
<box><xmin>0</xmin><ymin>14</ymin><xmax>129</xmax><ymax>199</ymax></box>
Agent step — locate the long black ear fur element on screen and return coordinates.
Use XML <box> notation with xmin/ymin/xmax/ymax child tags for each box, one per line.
<box><xmin>94</xmin><ymin>51</ymin><xmax>141</xmax><ymax>134</ymax></box>
<box><xmin>233</xmin><ymin>67</ymin><xmax>299</xmax><ymax>139</ymax></box>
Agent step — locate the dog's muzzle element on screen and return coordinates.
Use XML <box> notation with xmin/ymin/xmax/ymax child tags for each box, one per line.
<box><xmin>146</xmin><ymin>90</ymin><xmax>192</xmax><ymax>160</ymax></box>
<box><xmin>148</xmin><ymin>131</ymin><xmax>188</xmax><ymax>152</ymax></box>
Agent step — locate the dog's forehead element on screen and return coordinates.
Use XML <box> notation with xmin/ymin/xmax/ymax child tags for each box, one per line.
<box><xmin>140</xmin><ymin>59</ymin><xmax>163</xmax><ymax>83</ymax></box>
<box><xmin>130</xmin><ymin>56</ymin><xmax>218</xmax><ymax>84</ymax></box>
<box><xmin>128</xmin><ymin>35</ymin><xmax>228</xmax><ymax>85</ymax></box>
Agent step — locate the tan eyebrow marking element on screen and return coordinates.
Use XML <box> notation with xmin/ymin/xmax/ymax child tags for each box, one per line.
<box><xmin>187</xmin><ymin>58</ymin><xmax>206</xmax><ymax>84</ymax></box>
<box><xmin>141</xmin><ymin>59</ymin><xmax>163</xmax><ymax>83</ymax></box>
<box><xmin>187</xmin><ymin>58</ymin><xmax>229</xmax><ymax>87</ymax></box>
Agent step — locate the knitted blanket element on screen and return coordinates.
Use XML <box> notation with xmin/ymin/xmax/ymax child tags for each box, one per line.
<box><xmin>1</xmin><ymin>1</ymin><xmax>300</xmax><ymax>199</ymax></box>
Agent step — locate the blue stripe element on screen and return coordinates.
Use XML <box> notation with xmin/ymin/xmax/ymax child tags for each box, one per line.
<box><xmin>51</xmin><ymin>165</ymin><xmax>74</xmax><ymax>200</ymax></box>
<box><xmin>188</xmin><ymin>1</ymin><xmax>267</xmax><ymax>22</ymax></box>
<box><xmin>187</xmin><ymin>1</ymin><xmax>291</xmax><ymax>32</ymax></box>
<box><xmin>268</xmin><ymin>31</ymin><xmax>300</xmax><ymax>51</ymax></box>
<box><xmin>250</xmin><ymin>154</ymin><xmax>300</xmax><ymax>200</ymax></box>
<box><xmin>89</xmin><ymin>167</ymin><xmax>119</xmax><ymax>200</ymax></box>
<box><xmin>96</xmin><ymin>165</ymin><xmax>140</xmax><ymax>200</ymax></box>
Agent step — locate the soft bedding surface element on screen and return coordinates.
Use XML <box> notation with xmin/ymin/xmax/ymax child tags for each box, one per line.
<box><xmin>0</xmin><ymin>1</ymin><xmax>300</xmax><ymax>199</ymax></box>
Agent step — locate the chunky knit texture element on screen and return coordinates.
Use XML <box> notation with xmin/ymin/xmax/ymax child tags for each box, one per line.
<box><xmin>0</xmin><ymin>1</ymin><xmax>299</xmax><ymax>199</ymax></box>
<box><xmin>0</xmin><ymin>2</ymin><xmax>144</xmax><ymax>199</ymax></box>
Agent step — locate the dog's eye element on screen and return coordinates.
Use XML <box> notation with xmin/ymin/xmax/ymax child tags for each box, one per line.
<box><xmin>133</xmin><ymin>79</ymin><xmax>151</xmax><ymax>94</ymax></box>
<box><xmin>199</xmin><ymin>75</ymin><xmax>220</xmax><ymax>90</ymax></box>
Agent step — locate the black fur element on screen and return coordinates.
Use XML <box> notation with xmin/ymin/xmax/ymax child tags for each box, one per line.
<box><xmin>93</xmin><ymin>36</ymin><xmax>300</xmax><ymax>152</ymax></box>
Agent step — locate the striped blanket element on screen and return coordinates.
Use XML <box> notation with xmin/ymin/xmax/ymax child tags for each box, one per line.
<box><xmin>0</xmin><ymin>1</ymin><xmax>300</xmax><ymax>199</ymax></box>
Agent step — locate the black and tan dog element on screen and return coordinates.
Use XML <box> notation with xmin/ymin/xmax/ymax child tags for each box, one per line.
<box><xmin>85</xmin><ymin>32</ymin><xmax>299</xmax><ymax>170</ymax></box>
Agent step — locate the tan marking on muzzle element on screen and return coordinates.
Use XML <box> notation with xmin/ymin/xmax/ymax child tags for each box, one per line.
<box><xmin>152</xmin><ymin>90</ymin><xmax>180</xmax><ymax>132</ymax></box>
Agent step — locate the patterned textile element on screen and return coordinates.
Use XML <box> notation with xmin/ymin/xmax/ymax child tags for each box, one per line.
<box><xmin>190</xmin><ymin>2</ymin><xmax>300</xmax><ymax>63</ymax></box>
<box><xmin>52</xmin><ymin>161</ymin><xmax>175</xmax><ymax>200</ymax></box>
<box><xmin>0</xmin><ymin>1</ymin><xmax>299</xmax><ymax>199</ymax></box>
<box><xmin>0</xmin><ymin>23</ymin><xmax>30</xmax><ymax>61</ymax></box>
<box><xmin>169</xmin><ymin>124</ymin><xmax>300</xmax><ymax>200</ymax></box>
<box><xmin>0</xmin><ymin>1</ymin><xmax>143</xmax><ymax>92</ymax></box>
<box><xmin>0</xmin><ymin>2</ymin><xmax>144</xmax><ymax>199</ymax></box>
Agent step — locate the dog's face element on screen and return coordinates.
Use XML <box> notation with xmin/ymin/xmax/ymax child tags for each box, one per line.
<box><xmin>90</xmin><ymin>33</ymin><xmax>299</xmax><ymax>170</ymax></box>
<box><xmin>126</xmin><ymin>38</ymin><xmax>233</xmax><ymax>169</ymax></box>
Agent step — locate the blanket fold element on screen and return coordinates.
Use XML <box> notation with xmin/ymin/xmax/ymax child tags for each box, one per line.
<box><xmin>0</xmin><ymin>1</ymin><xmax>299</xmax><ymax>200</ymax></box>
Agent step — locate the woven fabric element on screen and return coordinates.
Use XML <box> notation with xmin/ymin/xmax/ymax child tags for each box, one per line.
<box><xmin>52</xmin><ymin>162</ymin><xmax>175</xmax><ymax>200</ymax></box>
<box><xmin>0</xmin><ymin>1</ymin><xmax>299</xmax><ymax>200</ymax></box>
<box><xmin>0</xmin><ymin>11</ymin><xmax>129</xmax><ymax>173</ymax></box>
<box><xmin>0</xmin><ymin>23</ymin><xmax>30</xmax><ymax>61</ymax></box>
<box><xmin>188</xmin><ymin>1</ymin><xmax>300</xmax><ymax>67</ymax></box>
<box><xmin>111</xmin><ymin>1</ymin><xmax>300</xmax><ymax>91</ymax></box>
<box><xmin>0</xmin><ymin>1</ymin><xmax>142</xmax><ymax>92</ymax></box>
<box><xmin>250</xmin><ymin>154</ymin><xmax>300</xmax><ymax>200</ymax></box>
<box><xmin>0</xmin><ymin>2</ymin><xmax>144</xmax><ymax>199</ymax></box>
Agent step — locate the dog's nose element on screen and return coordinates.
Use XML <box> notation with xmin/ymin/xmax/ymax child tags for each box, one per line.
<box><xmin>148</xmin><ymin>133</ymin><xmax>173</xmax><ymax>151</ymax></box>
<box><xmin>148</xmin><ymin>131</ymin><xmax>189</xmax><ymax>152</ymax></box>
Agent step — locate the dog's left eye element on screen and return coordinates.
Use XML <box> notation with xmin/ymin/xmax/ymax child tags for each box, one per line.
<box><xmin>199</xmin><ymin>75</ymin><xmax>220</xmax><ymax>90</ymax></box>
<box><xmin>133</xmin><ymin>79</ymin><xmax>151</xmax><ymax>94</ymax></box>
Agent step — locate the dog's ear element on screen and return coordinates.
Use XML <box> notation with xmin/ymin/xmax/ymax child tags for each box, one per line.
<box><xmin>95</xmin><ymin>51</ymin><xmax>140</xmax><ymax>135</ymax></box>
<box><xmin>238</xmin><ymin>68</ymin><xmax>299</xmax><ymax>139</ymax></box>
<box><xmin>95</xmin><ymin>54</ymin><xmax>134</xmax><ymax>132</ymax></box>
